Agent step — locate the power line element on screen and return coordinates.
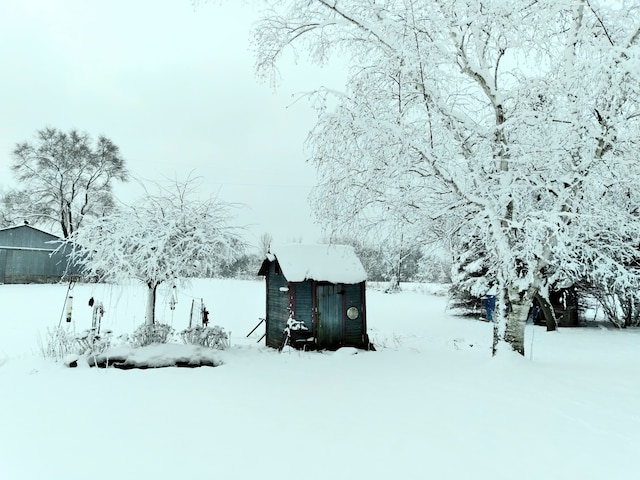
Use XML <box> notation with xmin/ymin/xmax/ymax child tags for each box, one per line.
<box><xmin>211</xmin><ymin>181</ymin><xmax>315</xmax><ymax>189</ymax></box>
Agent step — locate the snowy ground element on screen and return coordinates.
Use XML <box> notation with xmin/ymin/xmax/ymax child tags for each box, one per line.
<box><xmin>1</xmin><ymin>279</ymin><xmax>639</xmax><ymax>480</ymax></box>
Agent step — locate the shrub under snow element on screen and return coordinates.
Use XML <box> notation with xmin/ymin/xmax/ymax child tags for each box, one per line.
<box><xmin>75</xmin><ymin>329</ymin><xmax>113</xmax><ymax>356</ymax></box>
<box><xmin>130</xmin><ymin>323</ymin><xmax>175</xmax><ymax>347</ymax></box>
<box><xmin>39</xmin><ymin>326</ymin><xmax>115</xmax><ymax>360</ymax></box>
<box><xmin>38</xmin><ymin>326</ymin><xmax>77</xmax><ymax>360</ymax></box>
<box><xmin>180</xmin><ymin>325</ymin><xmax>229</xmax><ymax>350</ymax></box>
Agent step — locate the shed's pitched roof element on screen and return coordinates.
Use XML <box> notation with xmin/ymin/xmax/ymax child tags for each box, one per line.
<box><xmin>258</xmin><ymin>244</ymin><xmax>367</xmax><ymax>284</ymax></box>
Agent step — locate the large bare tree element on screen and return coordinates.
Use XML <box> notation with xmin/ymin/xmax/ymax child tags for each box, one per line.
<box><xmin>253</xmin><ymin>0</ymin><xmax>640</xmax><ymax>355</ymax></box>
<box><xmin>4</xmin><ymin>127</ymin><xmax>128</xmax><ymax>237</ymax></box>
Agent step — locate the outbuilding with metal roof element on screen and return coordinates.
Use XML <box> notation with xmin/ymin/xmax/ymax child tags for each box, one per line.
<box><xmin>0</xmin><ymin>224</ymin><xmax>77</xmax><ymax>284</ymax></box>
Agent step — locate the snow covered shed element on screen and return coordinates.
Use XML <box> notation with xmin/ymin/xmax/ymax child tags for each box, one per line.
<box><xmin>257</xmin><ymin>244</ymin><xmax>370</xmax><ymax>351</ymax></box>
<box><xmin>0</xmin><ymin>224</ymin><xmax>77</xmax><ymax>284</ymax></box>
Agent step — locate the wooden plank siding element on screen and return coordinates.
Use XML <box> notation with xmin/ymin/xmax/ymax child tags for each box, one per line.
<box><xmin>317</xmin><ymin>283</ymin><xmax>343</xmax><ymax>349</ymax></box>
<box><xmin>292</xmin><ymin>281</ymin><xmax>313</xmax><ymax>331</ymax></box>
<box><xmin>265</xmin><ymin>263</ymin><xmax>290</xmax><ymax>349</ymax></box>
<box><xmin>343</xmin><ymin>283</ymin><xmax>365</xmax><ymax>346</ymax></box>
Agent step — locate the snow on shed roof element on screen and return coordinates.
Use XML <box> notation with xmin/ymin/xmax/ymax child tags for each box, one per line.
<box><xmin>267</xmin><ymin>244</ymin><xmax>367</xmax><ymax>284</ymax></box>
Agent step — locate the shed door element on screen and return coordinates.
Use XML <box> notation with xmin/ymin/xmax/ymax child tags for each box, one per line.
<box><xmin>317</xmin><ymin>284</ymin><xmax>342</xmax><ymax>348</ymax></box>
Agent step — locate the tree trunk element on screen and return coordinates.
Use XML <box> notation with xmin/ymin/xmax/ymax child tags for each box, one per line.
<box><xmin>504</xmin><ymin>291</ymin><xmax>532</xmax><ymax>356</ymax></box>
<box><xmin>492</xmin><ymin>312</ymin><xmax>502</xmax><ymax>357</ymax></box>
<box><xmin>60</xmin><ymin>206</ymin><xmax>69</xmax><ymax>239</ymax></box>
<box><xmin>492</xmin><ymin>285</ymin><xmax>506</xmax><ymax>357</ymax></box>
<box><xmin>145</xmin><ymin>282</ymin><xmax>158</xmax><ymax>325</ymax></box>
<box><xmin>535</xmin><ymin>294</ymin><xmax>557</xmax><ymax>332</ymax></box>
<box><xmin>67</xmin><ymin>202</ymin><xmax>73</xmax><ymax>237</ymax></box>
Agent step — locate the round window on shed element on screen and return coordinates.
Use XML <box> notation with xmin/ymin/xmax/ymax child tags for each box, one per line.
<box><xmin>346</xmin><ymin>306</ymin><xmax>359</xmax><ymax>320</ymax></box>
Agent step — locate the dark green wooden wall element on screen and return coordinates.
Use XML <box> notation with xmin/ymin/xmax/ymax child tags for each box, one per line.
<box><xmin>265</xmin><ymin>262</ymin><xmax>290</xmax><ymax>349</ymax></box>
<box><xmin>343</xmin><ymin>283</ymin><xmax>365</xmax><ymax>346</ymax></box>
<box><xmin>293</xmin><ymin>281</ymin><xmax>313</xmax><ymax>331</ymax></box>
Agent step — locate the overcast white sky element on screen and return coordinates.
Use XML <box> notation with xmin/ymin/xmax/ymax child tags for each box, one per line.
<box><xmin>0</xmin><ymin>0</ymin><xmax>345</xmax><ymax>246</ymax></box>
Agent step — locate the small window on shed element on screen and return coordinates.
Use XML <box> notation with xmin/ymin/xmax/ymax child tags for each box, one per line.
<box><xmin>346</xmin><ymin>306</ymin><xmax>359</xmax><ymax>320</ymax></box>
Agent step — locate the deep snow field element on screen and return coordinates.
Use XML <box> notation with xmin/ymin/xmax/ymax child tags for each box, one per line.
<box><xmin>1</xmin><ymin>279</ymin><xmax>639</xmax><ymax>480</ymax></box>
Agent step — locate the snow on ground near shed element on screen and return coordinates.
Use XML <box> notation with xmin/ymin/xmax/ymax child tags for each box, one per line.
<box><xmin>1</xmin><ymin>279</ymin><xmax>639</xmax><ymax>480</ymax></box>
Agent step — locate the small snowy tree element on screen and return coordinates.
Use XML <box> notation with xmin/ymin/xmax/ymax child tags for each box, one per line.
<box><xmin>68</xmin><ymin>178</ymin><xmax>244</xmax><ymax>324</ymax></box>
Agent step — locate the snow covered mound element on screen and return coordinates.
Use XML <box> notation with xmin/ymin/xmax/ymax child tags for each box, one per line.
<box><xmin>86</xmin><ymin>343</ymin><xmax>223</xmax><ymax>369</ymax></box>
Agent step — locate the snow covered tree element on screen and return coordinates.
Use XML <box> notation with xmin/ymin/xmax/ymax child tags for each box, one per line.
<box><xmin>3</xmin><ymin>128</ymin><xmax>128</xmax><ymax>237</ymax></box>
<box><xmin>253</xmin><ymin>1</ymin><xmax>640</xmax><ymax>355</ymax></box>
<box><xmin>259</xmin><ymin>232</ymin><xmax>273</xmax><ymax>257</ymax></box>
<box><xmin>0</xmin><ymin>190</ymin><xmax>11</xmax><ymax>228</ymax></box>
<box><xmin>67</xmin><ymin>178</ymin><xmax>244</xmax><ymax>324</ymax></box>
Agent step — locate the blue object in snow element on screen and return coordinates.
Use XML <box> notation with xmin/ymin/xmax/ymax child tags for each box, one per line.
<box><xmin>483</xmin><ymin>295</ymin><xmax>496</xmax><ymax>322</ymax></box>
<box><xmin>528</xmin><ymin>305</ymin><xmax>540</xmax><ymax>324</ymax></box>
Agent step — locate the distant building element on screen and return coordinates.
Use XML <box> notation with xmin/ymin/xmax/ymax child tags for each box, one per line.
<box><xmin>258</xmin><ymin>244</ymin><xmax>371</xmax><ymax>350</ymax></box>
<box><xmin>533</xmin><ymin>287</ymin><xmax>580</xmax><ymax>328</ymax></box>
<box><xmin>0</xmin><ymin>224</ymin><xmax>78</xmax><ymax>284</ymax></box>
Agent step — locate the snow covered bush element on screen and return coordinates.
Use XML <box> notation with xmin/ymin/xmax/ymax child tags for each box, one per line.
<box><xmin>38</xmin><ymin>326</ymin><xmax>115</xmax><ymax>360</ymax></box>
<box><xmin>448</xmin><ymin>241</ymin><xmax>491</xmax><ymax>317</ymax></box>
<box><xmin>180</xmin><ymin>325</ymin><xmax>229</xmax><ymax>350</ymax></box>
<box><xmin>131</xmin><ymin>323</ymin><xmax>174</xmax><ymax>347</ymax></box>
<box><xmin>75</xmin><ymin>329</ymin><xmax>113</xmax><ymax>356</ymax></box>
<box><xmin>580</xmin><ymin>283</ymin><xmax>640</xmax><ymax>328</ymax></box>
<box><xmin>38</xmin><ymin>325</ymin><xmax>77</xmax><ymax>360</ymax></box>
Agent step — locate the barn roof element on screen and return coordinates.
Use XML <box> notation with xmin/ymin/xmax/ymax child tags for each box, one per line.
<box><xmin>0</xmin><ymin>224</ymin><xmax>60</xmax><ymax>239</ymax></box>
<box><xmin>258</xmin><ymin>244</ymin><xmax>367</xmax><ymax>284</ymax></box>
<box><xmin>0</xmin><ymin>224</ymin><xmax>63</xmax><ymax>251</ymax></box>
